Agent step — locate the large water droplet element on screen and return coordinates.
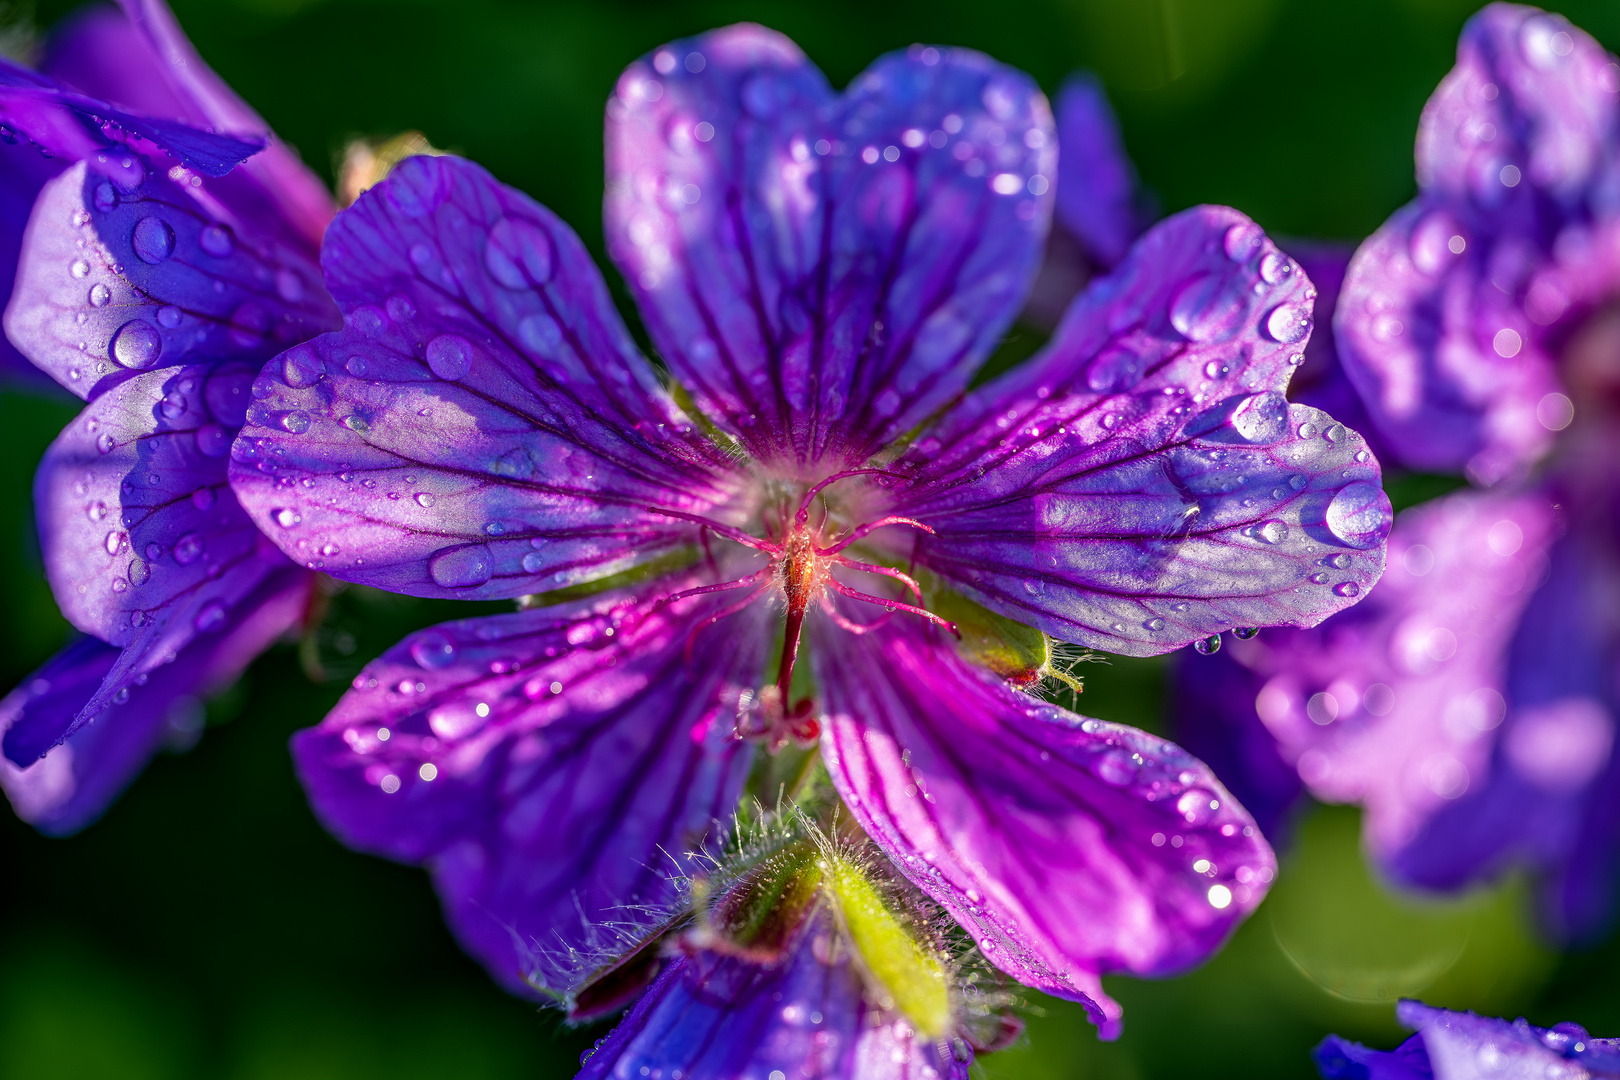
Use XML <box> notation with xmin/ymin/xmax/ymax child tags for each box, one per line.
<box><xmin>110</xmin><ymin>320</ymin><xmax>161</xmax><ymax>368</ymax></box>
<box><xmin>70</xmin><ymin>259</ymin><xmax>90</xmax><ymax>278</ymax></box>
<box><xmin>88</xmin><ymin>283</ymin><xmax>111</xmax><ymax>307</ymax></box>
<box><xmin>1192</xmin><ymin>635</ymin><xmax>1221</xmax><ymax>655</ymax></box>
<box><xmin>415</xmin><ymin>492</ymin><xmax>436</xmax><ymax>508</ymax></box>
<box><xmin>411</xmin><ymin>631</ymin><xmax>458</xmax><ymax>669</ymax></box>
<box><xmin>1333</xmin><ymin>581</ymin><xmax>1361</xmax><ymax>597</ymax></box>
<box><xmin>173</xmin><ymin>532</ymin><xmax>204</xmax><ymax>565</ymax></box>
<box><xmin>1324</xmin><ymin>481</ymin><xmax>1392</xmax><ymax>550</ymax></box>
<box><xmin>192</xmin><ymin>486</ymin><xmax>216</xmax><ymax>510</ymax></box>
<box><xmin>272</xmin><ymin>507</ymin><xmax>301</xmax><ymax>528</ymax></box>
<box><xmin>131</xmin><ymin>216</ymin><xmax>175</xmax><ymax>264</ymax></box>
<box><xmin>1223</xmin><ymin>222</ymin><xmax>1263</xmax><ymax>262</ymax></box>
<box><xmin>1170</xmin><ymin>273</ymin><xmax>1250</xmax><ymax>343</ymax></box>
<box><xmin>1230</xmin><ymin>391</ymin><xmax>1288</xmax><ymax>443</ymax></box>
<box><xmin>484</xmin><ymin>216</ymin><xmax>554</xmax><ymax>289</ymax></box>
<box><xmin>1265</xmin><ymin>303</ymin><xmax>1311</xmax><ymax>344</ymax></box>
<box><xmin>425</xmin><ymin>334</ymin><xmax>473</xmax><ymax>380</ymax></box>
<box><xmin>279</xmin><ymin>410</ymin><xmax>311</xmax><ymax>434</ymax></box>
<box><xmin>1259</xmin><ymin>251</ymin><xmax>1293</xmax><ymax>285</ymax></box>
<box><xmin>429</xmin><ymin>544</ymin><xmax>494</xmax><ymax>589</ymax></box>
<box><xmin>1256</xmin><ymin>519</ymin><xmax>1289</xmax><ymax>544</ymax></box>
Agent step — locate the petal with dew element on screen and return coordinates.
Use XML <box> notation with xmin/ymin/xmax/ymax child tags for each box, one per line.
<box><xmin>230</xmin><ymin>154</ymin><xmax>742</xmax><ymax>601</ymax></box>
<box><xmin>888</xmin><ymin>205</ymin><xmax>1390</xmax><ymax>656</ymax></box>
<box><xmin>606</xmin><ymin>27</ymin><xmax>1054</xmax><ymax>464</ymax></box>
<box><xmin>34</xmin><ymin>362</ymin><xmax>303</xmax><ymax>726</ymax></box>
<box><xmin>815</xmin><ymin>615</ymin><xmax>1276</xmax><ymax>1037</ymax></box>
<box><xmin>291</xmin><ymin>579</ymin><xmax>769</xmax><ymax>994</ymax></box>
<box><xmin>1</xmin><ymin>565</ymin><xmax>307</xmax><ymax>835</ymax></box>
<box><xmin>5</xmin><ymin>161</ymin><xmax>339</xmax><ymax>401</ymax></box>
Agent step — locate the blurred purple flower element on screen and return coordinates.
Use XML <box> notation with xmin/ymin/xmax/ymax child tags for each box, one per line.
<box><xmin>1315</xmin><ymin>999</ymin><xmax>1620</xmax><ymax>1080</ymax></box>
<box><xmin>1173</xmin><ymin>4</ymin><xmax>1620</xmax><ymax>939</ymax></box>
<box><xmin>228</xmin><ymin>26</ymin><xmax>1391</xmax><ymax>1031</ymax></box>
<box><xmin>0</xmin><ymin>0</ymin><xmax>337</xmax><ymax>833</ymax></box>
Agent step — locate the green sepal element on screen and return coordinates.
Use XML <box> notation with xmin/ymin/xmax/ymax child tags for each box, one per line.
<box><xmin>827</xmin><ymin>856</ymin><xmax>952</xmax><ymax>1038</ymax></box>
<box><xmin>925</xmin><ymin>582</ymin><xmax>1085</xmax><ymax>695</ymax></box>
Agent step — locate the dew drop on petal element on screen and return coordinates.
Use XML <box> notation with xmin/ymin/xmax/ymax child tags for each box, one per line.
<box><xmin>173</xmin><ymin>532</ymin><xmax>204</xmax><ymax>565</ymax></box>
<box><xmin>1324</xmin><ymin>481</ymin><xmax>1392</xmax><ymax>550</ymax></box>
<box><xmin>194</xmin><ymin>600</ymin><xmax>228</xmax><ymax>632</ymax></box>
<box><xmin>415</xmin><ymin>492</ymin><xmax>435</xmax><ymax>508</ymax></box>
<box><xmin>411</xmin><ymin>631</ymin><xmax>458</xmax><ymax>669</ymax></box>
<box><xmin>131</xmin><ymin>216</ymin><xmax>175</xmax><ymax>263</ymax></box>
<box><xmin>1264</xmin><ymin>302</ymin><xmax>1311</xmax><ymax>344</ymax></box>
<box><xmin>428</xmin><ymin>544</ymin><xmax>493</xmax><ymax>589</ymax></box>
<box><xmin>110</xmin><ymin>320</ymin><xmax>161</xmax><ymax>368</ymax></box>
<box><xmin>1230</xmin><ymin>391</ymin><xmax>1288</xmax><ymax>443</ymax></box>
<box><xmin>1256</xmin><ymin>520</ymin><xmax>1288</xmax><ymax>544</ymax></box>
<box><xmin>425</xmin><ymin>334</ymin><xmax>473</xmax><ymax>380</ymax></box>
<box><xmin>1192</xmin><ymin>635</ymin><xmax>1221</xmax><ymax>655</ymax></box>
<box><xmin>88</xmin><ymin>283</ymin><xmax>111</xmax><ymax>307</ymax></box>
<box><xmin>483</xmin><ymin>216</ymin><xmax>554</xmax><ymax>289</ymax></box>
<box><xmin>199</xmin><ymin>224</ymin><xmax>234</xmax><ymax>256</ymax></box>
<box><xmin>272</xmin><ymin>507</ymin><xmax>301</xmax><ymax>528</ymax></box>
<box><xmin>1170</xmin><ymin>273</ymin><xmax>1250</xmax><ymax>343</ymax></box>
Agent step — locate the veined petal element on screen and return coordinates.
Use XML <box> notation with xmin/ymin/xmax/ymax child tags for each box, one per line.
<box><xmin>291</xmin><ymin>579</ymin><xmax>769</xmax><ymax>994</ymax></box>
<box><xmin>44</xmin><ymin>0</ymin><xmax>335</xmax><ymax>253</ymax></box>
<box><xmin>891</xmin><ymin>206</ymin><xmax>1390</xmax><ymax>656</ymax></box>
<box><xmin>230</xmin><ymin>155</ymin><xmax>741</xmax><ymax>601</ymax></box>
<box><xmin>5</xmin><ymin>161</ymin><xmax>339</xmax><ymax>400</ymax></box>
<box><xmin>578</xmin><ymin>906</ymin><xmax>970</xmax><ymax>1080</ymax></box>
<box><xmin>37</xmin><ymin>362</ymin><xmax>293</xmax><ymax>648</ymax></box>
<box><xmin>814</xmin><ymin>616</ymin><xmax>1275</xmax><ymax>1035</ymax></box>
<box><xmin>0</xmin><ymin>565</ymin><xmax>307</xmax><ymax>834</ymax></box>
<box><xmin>0</xmin><ymin>59</ymin><xmax>263</xmax><ymax>177</ymax></box>
<box><xmin>0</xmin><ymin>136</ymin><xmax>68</xmax><ymax>385</ymax></box>
<box><xmin>1053</xmin><ymin>73</ymin><xmax>1142</xmax><ymax>269</ymax></box>
<box><xmin>606</xmin><ymin>27</ymin><xmax>1054</xmax><ymax>465</ymax></box>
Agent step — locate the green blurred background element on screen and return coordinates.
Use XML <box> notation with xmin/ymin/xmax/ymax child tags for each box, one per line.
<box><xmin>4</xmin><ymin>0</ymin><xmax>1620</xmax><ymax>1076</ymax></box>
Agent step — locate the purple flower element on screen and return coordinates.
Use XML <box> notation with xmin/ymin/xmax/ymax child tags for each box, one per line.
<box><xmin>228</xmin><ymin>26</ymin><xmax>1390</xmax><ymax>1031</ymax></box>
<box><xmin>0</xmin><ymin>0</ymin><xmax>337</xmax><ymax>832</ymax></box>
<box><xmin>1314</xmin><ymin>999</ymin><xmax>1620</xmax><ymax>1080</ymax></box>
<box><xmin>1335</xmin><ymin>2</ymin><xmax>1620</xmax><ymax>486</ymax></box>
<box><xmin>1174</xmin><ymin>4</ymin><xmax>1620</xmax><ymax>939</ymax></box>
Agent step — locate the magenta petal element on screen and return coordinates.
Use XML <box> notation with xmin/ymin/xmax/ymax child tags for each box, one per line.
<box><xmin>5</xmin><ymin>161</ymin><xmax>339</xmax><ymax>401</ymax></box>
<box><xmin>892</xmin><ymin>205</ymin><xmax>1390</xmax><ymax>656</ymax></box>
<box><xmin>578</xmin><ymin>907</ymin><xmax>970</xmax><ymax>1080</ymax></box>
<box><xmin>230</xmin><ymin>154</ymin><xmax>740</xmax><ymax>599</ymax></box>
<box><xmin>1</xmin><ymin>566</ymin><xmax>307</xmax><ymax>834</ymax></box>
<box><xmin>1053</xmin><ymin>73</ymin><xmax>1142</xmax><ymax>269</ymax></box>
<box><xmin>605</xmin><ymin>27</ymin><xmax>1055</xmax><ymax>464</ymax></box>
<box><xmin>291</xmin><ymin>582</ymin><xmax>769</xmax><ymax>993</ymax></box>
<box><xmin>814</xmin><ymin>617</ymin><xmax>1275</xmax><ymax>1033</ymax></box>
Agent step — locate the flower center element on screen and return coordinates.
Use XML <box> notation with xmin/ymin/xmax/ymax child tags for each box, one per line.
<box><xmin>649</xmin><ymin>468</ymin><xmax>958</xmax><ymax>748</ymax></box>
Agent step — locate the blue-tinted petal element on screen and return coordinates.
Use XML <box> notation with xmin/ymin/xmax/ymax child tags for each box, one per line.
<box><xmin>230</xmin><ymin>155</ymin><xmax>741</xmax><ymax>601</ymax></box>
<box><xmin>606</xmin><ymin>27</ymin><xmax>1055</xmax><ymax>464</ymax></box>
<box><xmin>1053</xmin><ymin>72</ymin><xmax>1142</xmax><ymax>269</ymax></box>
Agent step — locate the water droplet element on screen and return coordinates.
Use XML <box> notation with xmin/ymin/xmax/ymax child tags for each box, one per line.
<box><xmin>521</xmin><ymin>552</ymin><xmax>545</xmax><ymax>573</ymax></box>
<box><xmin>278</xmin><ymin>410</ymin><xmax>311</xmax><ymax>434</ymax></box>
<box><xmin>484</xmin><ymin>216</ymin><xmax>554</xmax><ymax>288</ymax></box>
<box><xmin>1204</xmin><ymin>360</ymin><xmax>1228</xmax><ymax>379</ymax></box>
<box><xmin>282</xmin><ymin>348</ymin><xmax>324</xmax><ymax>388</ymax></box>
<box><xmin>1324</xmin><ymin>481</ymin><xmax>1392</xmax><ymax>550</ymax></box>
<box><xmin>1259</xmin><ymin>251</ymin><xmax>1293</xmax><ymax>284</ymax></box>
<box><xmin>88</xmin><ymin>283</ymin><xmax>111</xmax><ymax>307</ymax></box>
<box><xmin>425</xmin><ymin>334</ymin><xmax>473</xmax><ymax>380</ymax></box>
<box><xmin>1231</xmin><ymin>391</ymin><xmax>1288</xmax><ymax>443</ymax></box>
<box><xmin>192</xmin><ymin>486</ymin><xmax>215</xmax><ymax>510</ymax></box>
<box><xmin>429</xmin><ymin>544</ymin><xmax>494</xmax><ymax>589</ymax></box>
<box><xmin>275</xmin><ymin>269</ymin><xmax>304</xmax><ymax>303</ymax></box>
<box><xmin>131</xmin><ymin>216</ymin><xmax>175</xmax><ymax>263</ymax></box>
<box><xmin>1264</xmin><ymin>302</ymin><xmax>1311</xmax><ymax>344</ymax></box>
<box><xmin>1233</xmin><ymin>627</ymin><xmax>1259</xmax><ymax>639</ymax></box>
<box><xmin>160</xmin><ymin>391</ymin><xmax>187</xmax><ymax>419</ymax></box>
<box><xmin>1177</xmin><ymin>788</ymin><xmax>1218</xmax><ymax>824</ymax></box>
<box><xmin>110</xmin><ymin>320</ymin><xmax>161</xmax><ymax>368</ymax></box>
<box><xmin>194</xmin><ymin>600</ymin><xmax>227</xmax><ymax>632</ymax></box>
<box><xmin>97</xmin><ymin>432</ymin><xmax>116</xmax><ymax>454</ymax></box>
<box><xmin>1288</xmin><ymin>474</ymin><xmax>1308</xmax><ymax>491</ymax></box>
<box><xmin>93</xmin><ymin>182</ymin><xmax>119</xmax><ymax>212</ymax></box>
<box><xmin>1145</xmin><ymin>617</ymin><xmax>1166</xmax><ymax>631</ymax></box>
<box><xmin>1256</xmin><ymin>520</ymin><xmax>1288</xmax><ymax>544</ymax></box>
<box><xmin>415</xmin><ymin>492</ymin><xmax>435</xmax><ymax>508</ymax></box>
<box><xmin>195</xmin><ymin>424</ymin><xmax>230</xmax><ymax>458</ymax></box>
<box><xmin>1170</xmin><ymin>273</ymin><xmax>1251</xmax><ymax>343</ymax></box>
<box><xmin>173</xmin><ymin>532</ymin><xmax>204</xmax><ymax>565</ymax></box>
<box><xmin>272</xmin><ymin>507</ymin><xmax>301</xmax><ymax>528</ymax></box>
<box><xmin>1192</xmin><ymin>635</ymin><xmax>1222</xmax><ymax>655</ymax></box>
<box><xmin>156</xmin><ymin>305</ymin><xmax>182</xmax><ymax>329</ymax></box>
<box><xmin>1333</xmin><ymin>581</ymin><xmax>1361</xmax><ymax>597</ymax></box>
<box><xmin>411</xmin><ymin>631</ymin><xmax>458</xmax><ymax>669</ymax></box>
<box><xmin>1327</xmin><ymin>553</ymin><xmax>1352</xmax><ymax>570</ymax></box>
<box><xmin>70</xmin><ymin>259</ymin><xmax>90</xmax><ymax>278</ymax></box>
<box><xmin>199</xmin><ymin>224</ymin><xmax>234</xmax><ymax>256</ymax></box>
<box><xmin>1223</xmin><ymin>222</ymin><xmax>1263</xmax><ymax>262</ymax></box>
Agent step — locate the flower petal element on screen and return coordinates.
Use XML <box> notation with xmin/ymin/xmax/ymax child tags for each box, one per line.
<box><xmin>291</xmin><ymin>580</ymin><xmax>769</xmax><ymax>993</ymax></box>
<box><xmin>891</xmin><ymin>205</ymin><xmax>1389</xmax><ymax>656</ymax></box>
<box><xmin>230</xmin><ymin>154</ymin><xmax>740</xmax><ymax>600</ymax></box>
<box><xmin>0</xmin><ymin>59</ymin><xmax>264</xmax><ymax>177</ymax></box>
<box><xmin>0</xmin><ymin>137</ymin><xmax>68</xmax><ymax>385</ymax></box>
<box><xmin>1053</xmin><ymin>73</ymin><xmax>1142</xmax><ymax>269</ymax></box>
<box><xmin>814</xmin><ymin>616</ymin><xmax>1276</xmax><ymax>1035</ymax></box>
<box><xmin>1335</xmin><ymin>7</ymin><xmax>1620</xmax><ymax>483</ymax></box>
<box><xmin>45</xmin><ymin>0</ymin><xmax>335</xmax><ymax>253</ymax></box>
<box><xmin>5</xmin><ymin>161</ymin><xmax>339</xmax><ymax>400</ymax></box>
<box><xmin>579</xmin><ymin>907</ymin><xmax>971</xmax><ymax>1080</ymax></box>
<box><xmin>606</xmin><ymin>27</ymin><xmax>1054</xmax><ymax>464</ymax></box>
<box><xmin>1</xmin><ymin>565</ymin><xmax>307</xmax><ymax>834</ymax></box>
